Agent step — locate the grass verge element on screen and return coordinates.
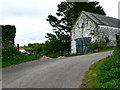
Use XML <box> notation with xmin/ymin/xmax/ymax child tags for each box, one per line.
<box><xmin>80</xmin><ymin>54</ymin><xmax>120</xmax><ymax>88</ymax></box>
<box><xmin>87</xmin><ymin>47</ymin><xmax>114</xmax><ymax>54</ymax></box>
<box><xmin>2</xmin><ymin>54</ymin><xmax>39</xmax><ymax>68</ymax></box>
<box><xmin>2</xmin><ymin>45</ymin><xmax>40</xmax><ymax>68</ymax></box>
<box><xmin>70</xmin><ymin>47</ymin><xmax>114</xmax><ymax>57</ymax></box>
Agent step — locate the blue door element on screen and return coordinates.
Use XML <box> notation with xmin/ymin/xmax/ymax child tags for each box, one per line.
<box><xmin>76</xmin><ymin>37</ymin><xmax>91</xmax><ymax>54</ymax></box>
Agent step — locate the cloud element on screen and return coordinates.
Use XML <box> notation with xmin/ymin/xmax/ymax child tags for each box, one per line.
<box><xmin>16</xmin><ymin>39</ymin><xmax>46</xmax><ymax>46</ymax></box>
<box><xmin>1</xmin><ymin>16</ymin><xmax>54</xmax><ymax>45</ymax></box>
<box><xmin>1</xmin><ymin>0</ymin><xmax>119</xmax><ymax>46</ymax></box>
<box><xmin>2</xmin><ymin>16</ymin><xmax>54</xmax><ymax>45</ymax></box>
<box><xmin>0</xmin><ymin>0</ymin><xmax>64</xmax><ymax>46</ymax></box>
<box><xmin>97</xmin><ymin>0</ymin><xmax>119</xmax><ymax>18</ymax></box>
<box><xmin>0</xmin><ymin>0</ymin><xmax>63</xmax><ymax>19</ymax></box>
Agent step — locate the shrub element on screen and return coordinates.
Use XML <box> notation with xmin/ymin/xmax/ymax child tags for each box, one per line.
<box><xmin>48</xmin><ymin>53</ymin><xmax>60</xmax><ymax>58</ymax></box>
<box><xmin>43</xmin><ymin>37</ymin><xmax>63</xmax><ymax>56</ymax></box>
<box><xmin>114</xmin><ymin>38</ymin><xmax>120</xmax><ymax>57</ymax></box>
<box><xmin>2</xmin><ymin>45</ymin><xmax>39</xmax><ymax>68</ymax></box>
<box><xmin>99</xmin><ymin>40</ymin><xmax>107</xmax><ymax>49</ymax></box>
<box><xmin>97</xmin><ymin>55</ymin><xmax>120</xmax><ymax>88</ymax></box>
<box><xmin>2</xmin><ymin>25</ymin><xmax>16</xmax><ymax>42</ymax></box>
<box><xmin>104</xmin><ymin>36</ymin><xmax>110</xmax><ymax>43</ymax></box>
<box><xmin>96</xmin><ymin>39</ymin><xmax>120</xmax><ymax>88</ymax></box>
<box><xmin>89</xmin><ymin>42</ymin><xmax>99</xmax><ymax>52</ymax></box>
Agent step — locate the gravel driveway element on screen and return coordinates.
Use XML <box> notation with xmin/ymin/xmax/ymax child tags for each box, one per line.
<box><xmin>2</xmin><ymin>51</ymin><xmax>113</xmax><ymax>88</ymax></box>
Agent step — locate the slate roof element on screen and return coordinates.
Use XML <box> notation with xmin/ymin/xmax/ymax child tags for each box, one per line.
<box><xmin>83</xmin><ymin>11</ymin><xmax>120</xmax><ymax>28</ymax></box>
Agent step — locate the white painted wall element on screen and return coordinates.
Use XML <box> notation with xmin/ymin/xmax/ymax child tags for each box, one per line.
<box><xmin>71</xmin><ymin>13</ymin><xmax>97</xmax><ymax>54</ymax></box>
<box><xmin>98</xmin><ymin>25</ymin><xmax>120</xmax><ymax>47</ymax></box>
<box><xmin>71</xmin><ymin>13</ymin><xmax>120</xmax><ymax>54</ymax></box>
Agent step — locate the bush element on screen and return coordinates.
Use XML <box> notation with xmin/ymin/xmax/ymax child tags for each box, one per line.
<box><xmin>89</xmin><ymin>38</ymin><xmax>110</xmax><ymax>53</ymax></box>
<box><xmin>96</xmin><ymin>39</ymin><xmax>120</xmax><ymax>88</ymax></box>
<box><xmin>99</xmin><ymin>40</ymin><xmax>107</xmax><ymax>49</ymax></box>
<box><xmin>2</xmin><ymin>45</ymin><xmax>39</xmax><ymax>68</ymax></box>
<box><xmin>43</xmin><ymin>37</ymin><xmax>63</xmax><ymax>56</ymax></box>
<box><xmin>97</xmin><ymin>55</ymin><xmax>120</xmax><ymax>88</ymax></box>
<box><xmin>104</xmin><ymin>36</ymin><xmax>110</xmax><ymax>43</ymax></box>
<box><xmin>89</xmin><ymin>42</ymin><xmax>99</xmax><ymax>52</ymax></box>
<box><xmin>2</xmin><ymin>25</ymin><xmax>16</xmax><ymax>42</ymax></box>
<box><xmin>48</xmin><ymin>53</ymin><xmax>60</xmax><ymax>58</ymax></box>
<box><xmin>113</xmin><ymin>38</ymin><xmax>120</xmax><ymax>57</ymax></box>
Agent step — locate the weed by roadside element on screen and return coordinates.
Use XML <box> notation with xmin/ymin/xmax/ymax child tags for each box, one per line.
<box><xmin>2</xmin><ymin>45</ymin><xmax>39</xmax><ymax>68</ymax></box>
<box><xmin>81</xmin><ymin>52</ymin><xmax>120</xmax><ymax>88</ymax></box>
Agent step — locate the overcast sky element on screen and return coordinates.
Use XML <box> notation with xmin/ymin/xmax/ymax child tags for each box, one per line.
<box><xmin>0</xmin><ymin>0</ymin><xmax>120</xmax><ymax>46</ymax></box>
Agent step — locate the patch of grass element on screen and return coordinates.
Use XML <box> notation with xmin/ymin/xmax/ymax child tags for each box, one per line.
<box><xmin>2</xmin><ymin>45</ymin><xmax>40</xmax><ymax>68</ymax></box>
<box><xmin>81</xmin><ymin>58</ymin><xmax>104</xmax><ymax>88</ymax></box>
<box><xmin>48</xmin><ymin>53</ymin><xmax>60</xmax><ymax>58</ymax></box>
<box><xmin>98</xmin><ymin>47</ymin><xmax>114</xmax><ymax>52</ymax></box>
<box><xmin>70</xmin><ymin>48</ymin><xmax>114</xmax><ymax>57</ymax></box>
<box><xmin>81</xmin><ymin>41</ymin><xmax>120</xmax><ymax>88</ymax></box>
<box><xmin>87</xmin><ymin>47</ymin><xmax>114</xmax><ymax>54</ymax></box>
<box><xmin>2</xmin><ymin>54</ymin><xmax>39</xmax><ymax>68</ymax></box>
<box><xmin>81</xmin><ymin>53</ymin><xmax>120</xmax><ymax>88</ymax></box>
<box><xmin>69</xmin><ymin>53</ymin><xmax>83</xmax><ymax>57</ymax></box>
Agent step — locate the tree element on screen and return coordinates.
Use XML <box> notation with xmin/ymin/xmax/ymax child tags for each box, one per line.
<box><xmin>26</xmin><ymin>43</ymin><xmax>45</xmax><ymax>54</ymax></box>
<box><xmin>28</xmin><ymin>43</ymin><xmax>33</xmax><ymax>47</ymax></box>
<box><xmin>46</xmin><ymin>1</ymin><xmax>106</xmax><ymax>51</ymax></box>
<box><xmin>45</xmin><ymin>33</ymin><xmax>56</xmax><ymax>38</ymax></box>
<box><xmin>43</xmin><ymin>37</ymin><xmax>63</xmax><ymax>56</ymax></box>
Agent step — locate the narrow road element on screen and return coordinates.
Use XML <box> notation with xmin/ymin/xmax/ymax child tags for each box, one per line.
<box><xmin>2</xmin><ymin>51</ymin><xmax>113</xmax><ymax>88</ymax></box>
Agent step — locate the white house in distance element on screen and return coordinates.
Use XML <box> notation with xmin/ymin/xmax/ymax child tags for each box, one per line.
<box><xmin>71</xmin><ymin>11</ymin><xmax>120</xmax><ymax>54</ymax></box>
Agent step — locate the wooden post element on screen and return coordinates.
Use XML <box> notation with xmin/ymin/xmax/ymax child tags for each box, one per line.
<box><xmin>17</xmin><ymin>44</ymin><xmax>19</xmax><ymax>50</ymax></box>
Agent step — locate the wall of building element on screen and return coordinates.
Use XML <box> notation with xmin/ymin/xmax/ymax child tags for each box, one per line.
<box><xmin>98</xmin><ymin>25</ymin><xmax>120</xmax><ymax>47</ymax></box>
<box><xmin>71</xmin><ymin>13</ymin><xmax>97</xmax><ymax>54</ymax></box>
<box><xmin>71</xmin><ymin>13</ymin><xmax>120</xmax><ymax>54</ymax></box>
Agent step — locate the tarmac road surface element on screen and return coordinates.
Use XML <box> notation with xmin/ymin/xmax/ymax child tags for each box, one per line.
<box><xmin>2</xmin><ymin>51</ymin><xmax>113</xmax><ymax>88</ymax></box>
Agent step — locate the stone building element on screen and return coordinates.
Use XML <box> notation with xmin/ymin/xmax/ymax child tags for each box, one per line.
<box><xmin>71</xmin><ymin>11</ymin><xmax>120</xmax><ymax>54</ymax></box>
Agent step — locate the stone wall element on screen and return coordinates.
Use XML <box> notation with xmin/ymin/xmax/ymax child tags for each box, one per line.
<box><xmin>71</xmin><ymin>13</ymin><xmax>97</xmax><ymax>54</ymax></box>
<box><xmin>98</xmin><ymin>25</ymin><xmax>120</xmax><ymax>47</ymax></box>
<box><xmin>71</xmin><ymin>13</ymin><xmax>120</xmax><ymax>54</ymax></box>
<box><xmin>2</xmin><ymin>39</ymin><xmax>14</xmax><ymax>49</ymax></box>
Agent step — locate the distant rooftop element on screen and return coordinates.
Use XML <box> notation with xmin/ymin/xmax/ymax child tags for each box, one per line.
<box><xmin>82</xmin><ymin>11</ymin><xmax>120</xmax><ymax>28</ymax></box>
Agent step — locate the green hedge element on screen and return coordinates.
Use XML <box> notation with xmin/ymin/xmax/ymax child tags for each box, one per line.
<box><xmin>2</xmin><ymin>45</ymin><xmax>39</xmax><ymax>68</ymax></box>
<box><xmin>2</xmin><ymin>25</ymin><xmax>16</xmax><ymax>42</ymax></box>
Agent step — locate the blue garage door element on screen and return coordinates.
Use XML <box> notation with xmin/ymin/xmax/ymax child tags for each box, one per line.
<box><xmin>76</xmin><ymin>37</ymin><xmax>91</xmax><ymax>54</ymax></box>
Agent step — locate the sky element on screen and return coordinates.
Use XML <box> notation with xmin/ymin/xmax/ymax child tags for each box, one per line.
<box><xmin>0</xmin><ymin>0</ymin><xmax>120</xmax><ymax>46</ymax></box>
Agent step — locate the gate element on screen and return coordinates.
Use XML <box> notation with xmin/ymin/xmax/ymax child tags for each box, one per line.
<box><xmin>76</xmin><ymin>37</ymin><xmax>91</xmax><ymax>54</ymax></box>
